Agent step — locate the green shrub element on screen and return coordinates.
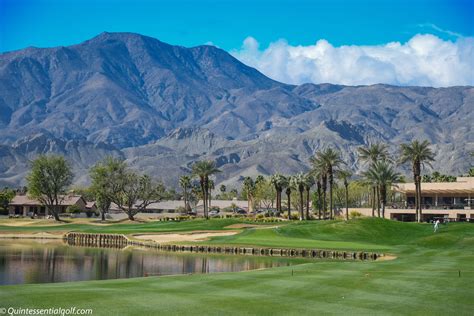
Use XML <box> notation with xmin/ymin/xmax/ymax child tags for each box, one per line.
<box><xmin>289</xmin><ymin>214</ymin><xmax>299</xmax><ymax>220</ymax></box>
<box><xmin>349</xmin><ymin>211</ymin><xmax>363</xmax><ymax>219</ymax></box>
<box><xmin>66</xmin><ymin>205</ymin><xmax>83</xmax><ymax>214</ymax></box>
<box><xmin>176</xmin><ymin>206</ymin><xmax>186</xmax><ymax>214</ymax></box>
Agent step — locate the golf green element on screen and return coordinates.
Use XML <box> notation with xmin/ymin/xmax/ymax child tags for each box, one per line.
<box><xmin>0</xmin><ymin>218</ymin><xmax>473</xmax><ymax>315</ymax></box>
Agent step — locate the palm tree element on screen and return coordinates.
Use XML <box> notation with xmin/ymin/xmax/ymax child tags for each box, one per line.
<box><xmin>291</xmin><ymin>173</ymin><xmax>306</xmax><ymax>220</ymax></box>
<box><xmin>179</xmin><ymin>175</ymin><xmax>192</xmax><ymax>212</ymax></box>
<box><xmin>315</xmin><ymin>148</ymin><xmax>343</xmax><ymax>219</ymax></box>
<box><xmin>243</xmin><ymin>177</ymin><xmax>256</xmax><ymax>214</ymax></box>
<box><xmin>337</xmin><ymin>170</ymin><xmax>352</xmax><ymax>220</ymax></box>
<box><xmin>270</xmin><ymin>174</ymin><xmax>286</xmax><ymax>215</ymax></box>
<box><xmin>304</xmin><ymin>173</ymin><xmax>314</xmax><ymax>220</ymax></box>
<box><xmin>255</xmin><ymin>175</ymin><xmax>265</xmax><ymax>185</ymax></box>
<box><xmin>364</xmin><ymin>161</ymin><xmax>400</xmax><ymax>218</ymax></box>
<box><xmin>400</xmin><ymin>140</ymin><xmax>435</xmax><ymax>222</ymax></box>
<box><xmin>191</xmin><ymin>160</ymin><xmax>221</xmax><ymax>219</ymax></box>
<box><xmin>358</xmin><ymin>143</ymin><xmax>390</xmax><ymax>217</ymax></box>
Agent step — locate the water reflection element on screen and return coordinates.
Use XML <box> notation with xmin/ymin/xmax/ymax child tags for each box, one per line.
<box><xmin>0</xmin><ymin>239</ymin><xmax>299</xmax><ymax>285</ymax></box>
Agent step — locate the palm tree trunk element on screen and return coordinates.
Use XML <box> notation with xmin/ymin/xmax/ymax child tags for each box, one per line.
<box><xmin>183</xmin><ymin>188</ymin><xmax>187</xmax><ymax>212</ymax></box>
<box><xmin>277</xmin><ymin>191</ymin><xmax>281</xmax><ymax>214</ymax></box>
<box><xmin>323</xmin><ymin>190</ymin><xmax>327</xmax><ymax>219</ymax></box>
<box><xmin>287</xmin><ymin>192</ymin><xmax>291</xmax><ymax>219</ymax></box>
<box><xmin>372</xmin><ymin>186</ymin><xmax>376</xmax><ymax>217</ymax></box>
<box><xmin>413</xmin><ymin>172</ymin><xmax>419</xmax><ymax>222</ymax></box>
<box><xmin>317</xmin><ymin>182</ymin><xmax>322</xmax><ymax>220</ymax></box>
<box><xmin>329</xmin><ymin>180</ymin><xmax>334</xmax><ymax>219</ymax></box>
<box><xmin>345</xmin><ymin>184</ymin><xmax>349</xmax><ymax>221</ymax></box>
<box><xmin>417</xmin><ymin>176</ymin><xmax>423</xmax><ymax>222</ymax></box>
<box><xmin>381</xmin><ymin>186</ymin><xmax>386</xmax><ymax>219</ymax></box>
<box><xmin>203</xmin><ymin>179</ymin><xmax>209</xmax><ymax>220</ymax></box>
<box><xmin>299</xmin><ymin>189</ymin><xmax>303</xmax><ymax>221</ymax></box>
<box><xmin>376</xmin><ymin>186</ymin><xmax>381</xmax><ymax>217</ymax></box>
<box><xmin>208</xmin><ymin>188</ymin><xmax>212</xmax><ymax>211</ymax></box>
<box><xmin>306</xmin><ymin>188</ymin><xmax>310</xmax><ymax>220</ymax></box>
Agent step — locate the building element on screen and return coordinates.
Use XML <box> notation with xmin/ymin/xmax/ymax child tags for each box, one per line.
<box><xmin>390</xmin><ymin>177</ymin><xmax>474</xmax><ymax>221</ymax></box>
<box><xmin>195</xmin><ymin>199</ymin><xmax>248</xmax><ymax>212</ymax></box>
<box><xmin>8</xmin><ymin>194</ymin><xmax>88</xmax><ymax>216</ymax></box>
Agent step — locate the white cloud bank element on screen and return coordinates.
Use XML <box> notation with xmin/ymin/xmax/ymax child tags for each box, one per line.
<box><xmin>231</xmin><ymin>34</ymin><xmax>474</xmax><ymax>87</ymax></box>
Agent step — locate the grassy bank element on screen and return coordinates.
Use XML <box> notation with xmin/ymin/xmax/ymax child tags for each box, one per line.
<box><xmin>1</xmin><ymin>218</ymin><xmax>473</xmax><ymax>315</ymax></box>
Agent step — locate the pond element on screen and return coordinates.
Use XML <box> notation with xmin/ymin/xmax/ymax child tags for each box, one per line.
<box><xmin>0</xmin><ymin>239</ymin><xmax>303</xmax><ymax>285</ymax></box>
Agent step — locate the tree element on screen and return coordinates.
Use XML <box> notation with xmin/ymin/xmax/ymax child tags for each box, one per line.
<box><xmin>243</xmin><ymin>177</ymin><xmax>256</xmax><ymax>214</ymax></box>
<box><xmin>112</xmin><ymin>173</ymin><xmax>166</xmax><ymax>221</ymax></box>
<box><xmin>291</xmin><ymin>173</ymin><xmax>306</xmax><ymax>220</ymax></box>
<box><xmin>270</xmin><ymin>174</ymin><xmax>286</xmax><ymax>215</ymax></box>
<box><xmin>337</xmin><ymin>170</ymin><xmax>352</xmax><ymax>220</ymax></box>
<box><xmin>191</xmin><ymin>160</ymin><xmax>221</xmax><ymax>219</ymax></box>
<box><xmin>314</xmin><ymin>148</ymin><xmax>343</xmax><ymax>219</ymax></box>
<box><xmin>179</xmin><ymin>175</ymin><xmax>192</xmax><ymax>213</ymax></box>
<box><xmin>364</xmin><ymin>161</ymin><xmax>401</xmax><ymax>218</ymax></box>
<box><xmin>220</xmin><ymin>184</ymin><xmax>226</xmax><ymax>193</ymax></box>
<box><xmin>254</xmin><ymin>177</ymin><xmax>276</xmax><ymax>210</ymax></box>
<box><xmin>0</xmin><ymin>188</ymin><xmax>15</xmax><ymax>215</ymax></box>
<box><xmin>27</xmin><ymin>155</ymin><xmax>73</xmax><ymax>221</ymax></box>
<box><xmin>358</xmin><ymin>143</ymin><xmax>390</xmax><ymax>217</ymax></box>
<box><xmin>90</xmin><ymin>157</ymin><xmax>123</xmax><ymax>221</ymax></box>
<box><xmin>91</xmin><ymin>158</ymin><xmax>166</xmax><ymax>221</ymax></box>
<box><xmin>400</xmin><ymin>140</ymin><xmax>435</xmax><ymax>222</ymax></box>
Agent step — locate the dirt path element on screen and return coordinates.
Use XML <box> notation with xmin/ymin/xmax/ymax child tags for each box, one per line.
<box><xmin>133</xmin><ymin>231</ymin><xmax>239</xmax><ymax>243</ymax></box>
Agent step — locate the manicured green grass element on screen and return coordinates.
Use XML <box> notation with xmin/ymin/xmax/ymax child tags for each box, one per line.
<box><xmin>1</xmin><ymin>218</ymin><xmax>473</xmax><ymax>315</ymax></box>
<box><xmin>199</xmin><ymin>227</ymin><xmax>391</xmax><ymax>251</ymax></box>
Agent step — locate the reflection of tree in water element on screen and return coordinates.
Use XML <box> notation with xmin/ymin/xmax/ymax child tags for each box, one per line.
<box><xmin>94</xmin><ymin>250</ymin><xmax>109</xmax><ymax>280</ymax></box>
<box><xmin>200</xmin><ymin>256</ymin><xmax>208</xmax><ymax>274</ymax></box>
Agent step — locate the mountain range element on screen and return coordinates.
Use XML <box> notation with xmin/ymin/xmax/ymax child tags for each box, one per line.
<box><xmin>0</xmin><ymin>32</ymin><xmax>472</xmax><ymax>188</ymax></box>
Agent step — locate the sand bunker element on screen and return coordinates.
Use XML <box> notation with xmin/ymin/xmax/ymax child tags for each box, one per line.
<box><xmin>133</xmin><ymin>231</ymin><xmax>239</xmax><ymax>243</ymax></box>
<box><xmin>0</xmin><ymin>232</ymin><xmax>63</xmax><ymax>239</ymax></box>
<box><xmin>376</xmin><ymin>255</ymin><xmax>397</xmax><ymax>261</ymax></box>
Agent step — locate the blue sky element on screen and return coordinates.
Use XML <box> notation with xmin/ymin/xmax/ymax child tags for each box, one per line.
<box><xmin>1</xmin><ymin>0</ymin><xmax>472</xmax><ymax>52</ymax></box>
<box><xmin>1</xmin><ymin>0</ymin><xmax>473</xmax><ymax>87</ymax></box>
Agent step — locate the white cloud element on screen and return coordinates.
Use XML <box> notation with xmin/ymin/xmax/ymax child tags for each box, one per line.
<box><xmin>231</xmin><ymin>34</ymin><xmax>474</xmax><ymax>87</ymax></box>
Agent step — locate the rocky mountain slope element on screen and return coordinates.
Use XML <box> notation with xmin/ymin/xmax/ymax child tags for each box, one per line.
<box><xmin>0</xmin><ymin>32</ymin><xmax>472</xmax><ymax>188</ymax></box>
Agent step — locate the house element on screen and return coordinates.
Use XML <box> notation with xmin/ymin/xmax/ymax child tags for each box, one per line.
<box><xmin>85</xmin><ymin>201</ymin><xmax>97</xmax><ymax>212</ymax></box>
<box><xmin>195</xmin><ymin>199</ymin><xmax>248</xmax><ymax>212</ymax></box>
<box><xmin>390</xmin><ymin>176</ymin><xmax>474</xmax><ymax>221</ymax></box>
<box><xmin>8</xmin><ymin>194</ymin><xmax>88</xmax><ymax>216</ymax></box>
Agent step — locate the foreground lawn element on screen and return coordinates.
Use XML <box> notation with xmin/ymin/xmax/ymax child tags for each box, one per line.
<box><xmin>1</xmin><ymin>218</ymin><xmax>473</xmax><ymax>315</ymax></box>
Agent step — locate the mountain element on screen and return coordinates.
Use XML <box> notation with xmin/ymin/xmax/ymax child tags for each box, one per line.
<box><xmin>0</xmin><ymin>32</ymin><xmax>472</xmax><ymax>188</ymax></box>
